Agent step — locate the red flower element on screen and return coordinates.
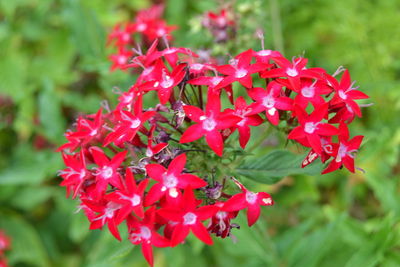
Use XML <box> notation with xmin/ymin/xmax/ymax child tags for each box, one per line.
<box><xmin>105</xmin><ymin>169</ymin><xmax>148</xmax><ymax>223</ymax></box>
<box><xmin>127</xmin><ymin>208</ymin><xmax>170</xmax><ymax>267</ymax></box>
<box><xmin>145</xmin><ymin>153</ymin><xmax>207</xmax><ymax>205</ymax></box>
<box><xmin>216</xmin><ymin>49</ymin><xmax>269</xmax><ymax>89</ymax></box>
<box><xmin>322</xmin><ymin>122</ymin><xmax>363</xmax><ymax>173</ymax></box>
<box><xmin>90</xmin><ymin>147</ymin><xmax>127</xmax><ymax>198</ymax></box>
<box><xmin>180</xmin><ymin>91</ymin><xmax>240</xmax><ymax>156</ymax></box>
<box><xmin>248</xmin><ymin>81</ymin><xmax>293</xmax><ymax>125</ymax></box>
<box><xmin>224</xmin><ymin>96</ymin><xmax>264</xmax><ymax>148</ymax></box>
<box><xmin>262</xmin><ymin>57</ymin><xmax>324</xmax><ymax>90</ymax></box>
<box><xmin>104</xmin><ymin>95</ymin><xmax>155</xmax><ymax>146</ymax></box>
<box><xmin>288</xmin><ymin>104</ymin><xmax>338</xmax><ymax>154</ymax></box>
<box><xmin>223</xmin><ymin>178</ymin><xmax>273</xmax><ymax>226</ymax></box>
<box><xmin>140</xmin><ymin>60</ymin><xmax>186</xmax><ymax>104</ymax></box>
<box><xmin>158</xmin><ymin>188</ymin><xmax>218</xmax><ymax>246</ymax></box>
<box><xmin>59</xmin><ymin>149</ymin><xmax>89</xmax><ymax>199</ymax></box>
<box><xmin>326</xmin><ymin>70</ymin><xmax>369</xmax><ymax>118</ymax></box>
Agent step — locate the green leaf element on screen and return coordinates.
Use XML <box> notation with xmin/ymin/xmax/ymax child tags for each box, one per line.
<box><xmin>0</xmin><ymin>212</ymin><xmax>51</xmax><ymax>267</ymax></box>
<box><xmin>235</xmin><ymin>150</ymin><xmax>323</xmax><ymax>184</ymax></box>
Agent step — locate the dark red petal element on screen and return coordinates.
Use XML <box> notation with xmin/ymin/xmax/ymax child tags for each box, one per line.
<box><xmin>178</xmin><ymin>174</ymin><xmax>207</xmax><ymax>188</ymax></box>
<box><xmin>144</xmin><ymin>183</ymin><xmax>164</xmax><ymax>206</ymax></box>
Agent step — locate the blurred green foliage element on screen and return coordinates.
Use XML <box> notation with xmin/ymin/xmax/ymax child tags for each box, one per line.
<box><xmin>0</xmin><ymin>0</ymin><xmax>399</xmax><ymax>266</ymax></box>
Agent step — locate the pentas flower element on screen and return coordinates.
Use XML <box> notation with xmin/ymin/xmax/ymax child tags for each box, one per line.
<box><xmin>262</xmin><ymin>57</ymin><xmax>325</xmax><ymax>90</ymax></box>
<box><xmin>326</xmin><ymin>70</ymin><xmax>369</xmax><ymax>118</ymax></box>
<box><xmin>140</xmin><ymin>60</ymin><xmax>186</xmax><ymax>104</ymax></box>
<box><xmin>109</xmin><ymin>48</ymin><xmax>134</xmax><ymax>71</ymax></box>
<box><xmin>57</xmin><ymin>108</ymin><xmax>104</xmax><ymax>152</ymax></box>
<box><xmin>105</xmin><ymin>169</ymin><xmax>148</xmax><ymax>223</ymax></box>
<box><xmin>145</xmin><ymin>125</ymin><xmax>168</xmax><ymax>158</ymax></box>
<box><xmin>104</xmin><ymin>95</ymin><xmax>156</xmax><ymax>146</ymax></box>
<box><xmin>288</xmin><ymin>104</ymin><xmax>338</xmax><ymax>154</ymax></box>
<box><xmin>223</xmin><ymin>178</ymin><xmax>273</xmax><ymax>226</ymax></box>
<box><xmin>180</xmin><ymin>91</ymin><xmax>241</xmax><ymax>156</ymax></box>
<box><xmin>58</xmin><ymin>13</ymin><xmax>370</xmax><ymax>265</ymax></box>
<box><xmin>223</xmin><ymin>96</ymin><xmax>264</xmax><ymax>148</ymax></box>
<box><xmin>0</xmin><ymin>231</ymin><xmax>10</xmax><ymax>256</ymax></box>
<box><xmin>127</xmin><ymin>208</ymin><xmax>170</xmax><ymax>267</ymax></box>
<box><xmin>59</xmin><ymin>149</ymin><xmax>89</xmax><ymax>199</ymax></box>
<box><xmin>145</xmin><ymin>153</ymin><xmax>207</xmax><ymax>205</ymax></box>
<box><xmin>322</xmin><ymin>122</ymin><xmax>363</xmax><ymax>174</ymax></box>
<box><xmin>90</xmin><ymin>147</ymin><xmax>127</xmax><ymax>198</ymax></box>
<box><xmin>83</xmin><ymin>197</ymin><xmax>123</xmax><ymax>241</ymax></box>
<box><xmin>248</xmin><ymin>81</ymin><xmax>293</xmax><ymax>125</ymax></box>
<box><xmin>207</xmin><ymin>202</ymin><xmax>239</xmax><ymax>238</ymax></box>
<box><xmin>216</xmin><ymin>49</ymin><xmax>269</xmax><ymax>89</ymax></box>
<box><xmin>158</xmin><ymin>188</ymin><xmax>218</xmax><ymax>246</ymax></box>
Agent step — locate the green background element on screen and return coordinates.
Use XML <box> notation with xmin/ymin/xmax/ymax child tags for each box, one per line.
<box><xmin>0</xmin><ymin>0</ymin><xmax>399</xmax><ymax>266</ymax></box>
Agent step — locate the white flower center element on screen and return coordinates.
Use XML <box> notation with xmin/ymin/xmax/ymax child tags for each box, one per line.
<box><xmin>161</xmin><ymin>76</ymin><xmax>174</xmax><ymax>88</ymax></box>
<box><xmin>304</xmin><ymin>122</ymin><xmax>317</xmax><ymax>134</ymax></box>
<box><xmin>335</xmin><ymin>143</ymin><xmax>348</xmax><ymax>162</ymax></box>
<box><xmin>211</xmin><ymin>77</ymin><xmax>223</xmax><ymax>86</ymax></box>
<box><xmin>163</xmin><ymin>173</ymin><xmax>178</xmax><ymax>188</ymax></box>
<box><xmin>140</xmin><ymin>226</ymin><xmax>152</xmax><ymax>240</ymax></box>
<box><xmin>216</xmin><ymin>211</ymin><xmax>227</xmax><ymax>220</ymax></box>
<box><xmin>117</xmin><ymin>56</ymin><xmax>127</xmax><ymax>65</ymax></box>
<box><xmin>131</xmin><ymin>194</ymin><xmax>141</xmax><ymax>206</ymax></box>
<box><xmin>245</xmin><ymin>191</ymin><xmax>258</xmax><ymax>204</ymax></box>
<box><xmin>191</xmin><ymin>63</ymin><xmax>203</xmax><ymax>70</ymax></box>
<box><xmin>183</xmin><ymin>212</ymin><xmax>197</xmax><ymax>225</ymax></box>
<box><xmin>102</xmin><ymin>166</ymin><xmax>113</xmax><ymax>179</ymax></box>
<box><xmin>235</xmin><ymin>69</ymin><xmax>248</xmax><ymax>78</ymax></box>
<box><xmin>137</xmin><ymin>23</ymin><xmax>147</xmax><ymax>32</ymax></box>
<box><xmin>286</xmin><ymin>68</ymin><xmax>298</xmax><ymax>77</ymax></box>
<box><xmin>203</xmin><ymin>117</ymin><xmax>217</xmax><ymax>131</ymax></box>
<box><xmin>257</xmin><ymin>50</ymin><xmax>272</xmax><ymax>56</ymax></box>
<box><xmin>301</xmin><ymin>86</ymin><xmax>315</xmax><ymax>98</ymax></box>
<box><xmin>338</xmin><ymin>90</ymin><xmax>347</xmax><ymax>100</ymax></box>
<box><xmin>130</xmin><ymin>119</ymin><xmax>141</xmax><ymax>129</ymax></box>
<box><xmin>262</xmin><ymin>96</ymin><xmax>275</xmax><ymax>108</ymax></box>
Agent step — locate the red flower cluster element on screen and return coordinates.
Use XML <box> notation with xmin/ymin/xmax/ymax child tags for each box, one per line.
<box><xmin>202</xmin><ymin>8</ymin><xmax>236</xmax><ymax>43</ymax></box>
<box><xmin>0</xmin><ymin>231</ymin><xmax>10</xmax><ymax>267</ymax></box>
<box><xmin>59</xmin><ymin>5</ymin><xmax>369</xmax><ymax>266</ymax></box>
<box><xmin>107</xmin><ymin>4</ymin><xmax>177</xmax><ymax>71</ymax></box>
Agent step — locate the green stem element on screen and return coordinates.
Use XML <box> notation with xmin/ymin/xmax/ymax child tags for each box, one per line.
<box><xmin>269</xmin><ymin>0</ymin><xmax>284</xmax><ymax>54</ymax></box>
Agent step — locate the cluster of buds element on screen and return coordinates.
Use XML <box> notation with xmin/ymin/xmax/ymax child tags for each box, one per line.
<box><xmin>58</xmin><ymin>5</ymin><xmax>369</xmax><ymax>267</ymax></box>
<box><xmin>107</xmin><ymin>4</ymin><xmax>177</xmax><ymax>71</ymax></box>
<box><xmin>0</xmin><ymin>231</ymin><xmax>10</xmax><ymax>267</ymax></box>
<box><xmin>202</xmin><ymin>8</ymin><xmax>236</xmax><ymax>43</ymax></box>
